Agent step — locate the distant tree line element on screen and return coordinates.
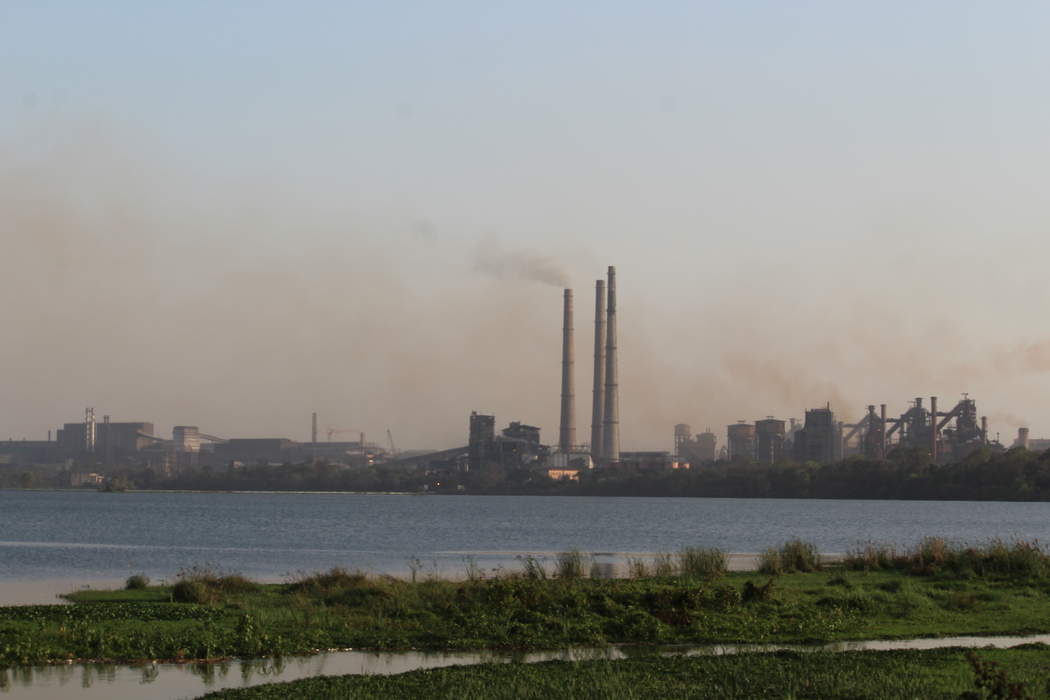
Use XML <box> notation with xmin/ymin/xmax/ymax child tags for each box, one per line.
<box><xmin>6</xmin><ymin>446</ymin><xmax>1050</xmax><ymax>501</ymax></box>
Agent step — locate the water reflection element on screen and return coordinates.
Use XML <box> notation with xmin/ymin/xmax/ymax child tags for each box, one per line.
<box><xmin>2</xmin><ymin>636</ymin><xmax>1049</xmax><ymax>699</ymax></box>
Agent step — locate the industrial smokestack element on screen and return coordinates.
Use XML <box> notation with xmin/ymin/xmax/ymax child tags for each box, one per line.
<box><xmin>929</xmin><ymin>396</ymin><xmax>938</xmax><ymax>461</ymax></box>
<box><xmin>558</xmin><ymin>289</ymin><xmax>576</xmax><ymax>452</ymax></box>
<box><xmin>103</xmin><ymin>414</ymin><xmax>111</xmax><ymax>465</ymax></box>
<box><xmin>85</xmin><ymin>407</ymin><xmax>96</xmax><ymax>454</ymax></box>
<box><xmin>590</xmin><ymin>280</ymin><xmax>606</xmax><ymax>461</ymax></box>
<box><xmin>311</xmin><ymin>412</ymin><xmax>318</xmax><ymax>444</ymax></box>
<box><xmin>879</xmin><ymin>404</ymin><xmax>887</xmax><ymax>458</ymax></box>
<box><xmin>601</xmin><ymin>266</ymin><xmax>620</xmax><ymax>463</ymax></box>
<box><xmin>981</xmin><ymin>416</ymin><xmax>988</xmax><ymax>444</ymax></box>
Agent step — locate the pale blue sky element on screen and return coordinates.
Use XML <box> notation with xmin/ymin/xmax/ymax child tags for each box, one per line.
<box><xmin>3</xmin><ymin>2</ymin><xmax>1050</xmax><ymax>447</ymax></box>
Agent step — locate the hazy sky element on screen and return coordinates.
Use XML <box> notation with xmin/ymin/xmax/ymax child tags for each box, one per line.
<box><xmin>3</xmin><ymin>2</ymin><xmax>1050</xmax><ymax>450</ymax></box>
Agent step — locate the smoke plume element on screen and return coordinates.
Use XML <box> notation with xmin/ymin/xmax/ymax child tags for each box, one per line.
<box><xmin>472</xmin><ymin>238</ymin><xmax>570</xmax><ymax>288</ymax></box>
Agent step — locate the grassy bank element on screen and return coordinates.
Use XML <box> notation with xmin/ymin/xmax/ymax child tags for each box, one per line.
<box><xmin>198</xmin><ymin>647</ymin><xmax>1050</xmax><ymax>699</ymax></box>
<box><xmin>4</xmin><ymin>540</ymin><xmax>1050</xmax><ymax>666</ymax></box>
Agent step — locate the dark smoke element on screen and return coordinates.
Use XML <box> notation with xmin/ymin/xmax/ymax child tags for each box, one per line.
<box><xmin>472</xmin><ymin>238</ymin><xmax>570</xmax><ymax>288</ymax></box>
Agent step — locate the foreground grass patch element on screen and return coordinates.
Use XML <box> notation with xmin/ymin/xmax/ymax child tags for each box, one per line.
<box><xmin>7</xmin><ymin>542</ymin><xmax>1050</xmax><ymax>667</ymax></box>
<box><xmin>198</xmin><ymin>647</ymin><xmax>1050</xmax><ymax>700</ymax></box>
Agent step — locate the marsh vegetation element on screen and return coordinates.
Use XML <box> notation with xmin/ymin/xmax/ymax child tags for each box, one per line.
<box><xmin>3</xmin><ymin>539</ymin><xmax>1050</xmax><ymax>670</ymax></box>
<box><xmin>197</xmin><ymin>647</ymin><xmax>1050</xmax><ymax>699</ymax></box>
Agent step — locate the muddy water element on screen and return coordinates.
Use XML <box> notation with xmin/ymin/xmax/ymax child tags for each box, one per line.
<box><xmin>3</xmin><ymin>636</ymin><xmax>1049</xmax><ymax>700</ymax></box>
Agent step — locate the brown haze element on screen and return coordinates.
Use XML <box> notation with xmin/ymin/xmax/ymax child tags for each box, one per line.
<box><xmin>472</xmin><ymin>238</ymin><xmax>570</xmax><ymax>288</ymax></box>
<box><xmin>2</xmin><ymin>130</ymin><xmax>1049</xmax><ymax>451</ymax></box>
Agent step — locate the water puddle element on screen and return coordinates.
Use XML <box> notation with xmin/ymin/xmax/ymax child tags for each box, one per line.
<box><xmin>3</xmin><ymin>634</ymin><xmax>1049</xmax><ymax>699</ymax></box>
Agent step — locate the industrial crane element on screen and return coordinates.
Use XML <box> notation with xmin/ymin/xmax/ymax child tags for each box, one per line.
<box><xmin>386</xmin><ymin>429</ymin><xmax>399</xmax><ymax>456</ymax></box>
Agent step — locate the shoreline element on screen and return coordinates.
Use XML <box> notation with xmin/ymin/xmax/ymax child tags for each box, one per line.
<box><xmin>3</xmin><ymin>487</ymin><xmax>1049</xmax><ymax>504</ymax></box>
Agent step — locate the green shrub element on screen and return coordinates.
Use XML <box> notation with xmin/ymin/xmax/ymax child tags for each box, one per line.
<box><xmin>289</xmin><ymin>568</ymin><xmax>369</xmax><ymax>593</ymax></box>
<box><xmin>742</xmin><ymin>579</ymin><xmax>775</xmax><ymax>603</ymax></box>
<box><xmin>845</xmin><ymin>543</ymin><xmax>901</xmax><ymax>571</ymax></box>
<box><xmin>555</xmin><ymin>550</ymin><xmax>588</xmax><ymax>579</ymax></box>
<box><xmin>172</xmin><ymin>580</ymin><xmax>213</xmax><ymax>604</ymax></box>
<box><xmin>678</xmin><ymin>547</ymin><xmax>727</xmax><ymax>579</ymax></box>
<box><xmin>760</xmin><ymin>540</ymin><xmax>820</xmax><ymax>574</ymax></box>
<box><xmin>173</xmin><ymin>564</ymin><xmax>257</xmax><ymax>600</ymax></box>
<box><xmin>626</xmin><ymin>558</ymin><xmax>649</xmax><ymax>579</ymax></box>
<box><xmin>877</xmin><ymin>579</ymin><xmax>904</xmax><ymax>594</ymax></box>
<box><xmin>124</xmin><ymin>574</ymin><xmax>150</xmax><ymax>590</ymax></box>
<box><xmin>847</xmin><ymin>538</ymin><xmax>1050</xmax><ymax>579</ymax></box>
<box><xmin>758</xmin><ymin>548</ymin><xmax>783</xmax><ymax>575</ymax></box>
<box><xmin>652</xmin><ymin>553</ymin><xmax>677</xmax><ymax>578</ymax></box>
<box><xmin>519</xmin><ymin>555</ymin><xmax>547</xmax><ymax>580</ymax></box>
<box><xmin>780</xmin><ymin>539</ymin><xmax>821</xmax><ymax>572</ymax></box>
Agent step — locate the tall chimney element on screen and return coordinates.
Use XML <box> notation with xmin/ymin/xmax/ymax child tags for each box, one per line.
<box><xmin>981</xmin><ymin>416</ymin><xmax>988</xmax><ymax>444</ymax></box>
<box><xmin>85</xmin><ymin>407</ymin><xmax>96</xmax><ymax>454</ymax></box>
<box><xmin>590</xmin><ymin>280</ymin><xmax>606</xmax><ymax>461</ymax></box>
<box><xmin>879</xmin><ymin>404</ymin><xmax>887</xmax><ymax>458</ymax></box>
<box><xmin>558</xmin><ymin>289</ymin><xmax>576</xmax><ymax>452</ymax></box>
<box><xmin>601</xmin><ymin>266</ymin><xmax>620</xmax><ymax>463</ymax></box>
<box><xmin>929</xmin><ymin>396</ymin><xmax>938</xmax><ymax>461</ymax></box>
<box><xmin>311</xmin><ymin>412</ymin><xmax>318</xmax><ymax>444</ymax></box>
<box><xmin>103</xmin><ymin>414</ymin><xmax>112</xmax><ymax>465</ymax></box>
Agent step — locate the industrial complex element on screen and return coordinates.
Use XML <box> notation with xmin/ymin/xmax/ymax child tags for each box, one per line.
<box><xmin>0</xmin><ymin>265</ymin><xmax>1039</xmax><ymax>487</ymax></box>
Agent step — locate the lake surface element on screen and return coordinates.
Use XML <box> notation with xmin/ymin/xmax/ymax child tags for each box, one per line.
<box><xmin>2</xmin><ymin>490</ymin><xmax>1049</xmax><ymax>603</ymax></box>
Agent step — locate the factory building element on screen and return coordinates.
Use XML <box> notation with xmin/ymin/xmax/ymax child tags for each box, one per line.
<box><xmin>468</xmin><ymin>412</ymin><xmax>496</xmax><ymax>471</ymax></box>
<box><xmin>727</xmin><ymin>422</ymin><xmax>756</xmax><ymax>462</ymax></box>
<box><xmin>57</xmin><ymin>421</ymin><xmax>156</xmax><ymax>455</ymax></box>
<box><xmin>839</xmin><ymin>395</ymin><xmax>990</xmax><ymax>462</ymax></box>
<box><xmin>619</xmin><ymin>451</ymin><xmax>686</xmax><ymax>471</ymax></box>
<box><xmin>1015</xmin><ymin>428</ymin><xmax>1050</xmax><ymax>453</ymax></box>
<box><xmin>173</xmin><ymin>426</ymin><xmax>202</xmax><ymax>453</ymax></box>
<box><xmin>696</xmin><ymin>431</ymin><xmax>717</xmax><ymax>461</ymax></box>
<box><xmin>210</xmin><ymin>438</ymin><xmax>298</xmax><ymax>465</ymax></box>
<box><xmin>0</xmin><ymin>439</ymin><xmax>62</xmax><ymax>465</ymax></box>
<box><xmin>793</xmin><ymin>406</ymin><xmax>842</xmax><ymax>464</ymax></box>
<box><xmin>755</xmin><ymin>418</ymin><xmax>786</xmax><ymax>466</ymax></box>
<box><xmin>673</xmin><ymin>424</ymin><xmax>691</xmax><ymax>459</ymax></box>
<box><xmin>675</xmin><ymin>428</ymin><xmax>717</xmax><ymax>465</ymax></box>
<box><xmin>498</xmin><ymin>421</ymin><xmax>545</xmax><ymax>467</ymax></box>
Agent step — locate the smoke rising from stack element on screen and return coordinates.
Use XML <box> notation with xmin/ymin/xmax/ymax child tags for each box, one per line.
<box><xmin>4</xmin><ymin>120</ymin><xmax>1050</xmax><ymax>447</ymax></box>
<box><xmin>473</xmin><ymin>238</ymin><xmax>570</xmax><ymax>288</ymax></box>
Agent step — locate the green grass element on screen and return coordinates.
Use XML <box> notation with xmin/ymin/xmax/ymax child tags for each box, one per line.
<box><xmin>5</xmin><ymin>540</ymin><xmax>1050</xmax><ymax>668</ymax></box>
<box><xmin>5</xmin><ymin>566</ymin><xmax>1050</xmax><ymax>667</ymax></box>
<box><xmin>847</xmin><ymin>537</ymin><xmax>1050</xmax><ymax>577</ymax></box>
<box><xmin>197</xmin><ymin>647</ymin><xmax>1050</xmax><ymax>699</ymax></box>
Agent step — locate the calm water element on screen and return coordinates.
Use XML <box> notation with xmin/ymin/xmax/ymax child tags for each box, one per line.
<box><xmin>5</xmin><ymin>636</ymin><xmax>1050</xmax><ymax>699</ymax></box>
<box><xmin>2</xmin><ymin>490</ymin><xmax>1049</xmax><ymax>602</ymax></box>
